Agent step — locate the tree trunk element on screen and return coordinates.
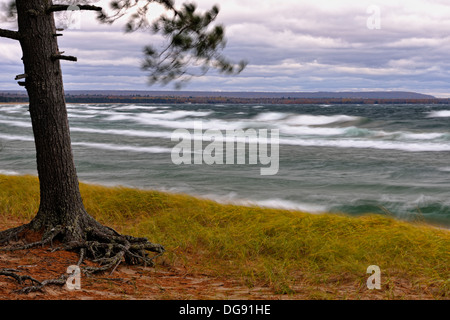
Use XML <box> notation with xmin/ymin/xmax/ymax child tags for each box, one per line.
<box><xmin>15</xmin><ymin>0</ymin><xmax>100</xmax><ymax>240</ymax></box>
<box><xmin>0</xmin><ymin>2</ymin><xmax>164</xmax><ymax>290</ymax></box>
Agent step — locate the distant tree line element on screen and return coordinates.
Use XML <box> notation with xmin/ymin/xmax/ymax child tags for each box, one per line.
<box><xmin>1</xmin><ymin>93</ymin><xmax>449</xmax><ymax>105</ymax></box>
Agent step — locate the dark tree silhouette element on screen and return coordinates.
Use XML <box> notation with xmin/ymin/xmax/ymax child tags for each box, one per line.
<box><xmin>0</xmin><ymin>0</ymin><xmax>245</xmax><ymax>293</ymax></box>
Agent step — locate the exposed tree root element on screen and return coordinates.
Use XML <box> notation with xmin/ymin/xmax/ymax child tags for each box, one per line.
<box><xmin>0</xmin><ymin>221</ymin><xmax>165</xmax><ymax>294</ymax></box>
<box><xmin>0</xmin><ymin>268</ymin><xmax>69</xmax><ymax>294</ymax></box>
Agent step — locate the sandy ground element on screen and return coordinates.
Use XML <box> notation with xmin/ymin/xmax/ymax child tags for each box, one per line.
<box><xmin>0</xmin><ymin>243</ymin><xmax>280</xmax><ymax>300</ymax></box>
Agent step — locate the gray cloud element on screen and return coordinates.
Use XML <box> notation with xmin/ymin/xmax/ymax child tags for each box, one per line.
<box><xmin>0</xmin><ymin>0</ymin><xmax>449</xmax><ymax>96</ymax></box>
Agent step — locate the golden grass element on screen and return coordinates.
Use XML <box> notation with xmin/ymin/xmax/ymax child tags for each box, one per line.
<box><xmin>0</xmin><ymin>174</ymin><xmax>449</xmax><ymax>298</ymax></box>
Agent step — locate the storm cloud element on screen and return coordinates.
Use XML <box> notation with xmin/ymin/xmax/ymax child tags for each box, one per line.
<box><xmin>0</xmin><ymin>0</ymin><xmax>449</xmax><ymax>96</ymax></box>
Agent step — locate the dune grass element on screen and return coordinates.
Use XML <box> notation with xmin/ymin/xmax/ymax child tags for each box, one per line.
<box><xmin>0</xmin><ymin>174</ymin><xmax>448</xmax><ymax>299</ymax></box>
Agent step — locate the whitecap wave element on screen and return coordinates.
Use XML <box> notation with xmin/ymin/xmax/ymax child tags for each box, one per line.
<box><xmin>253</xmin><ymin>112</ymin><xmax>288</xmax><ymax>121</ymax></box>
<box><xmin>242</xmin><ymin>198</ymin><xmax>327</xmax><ymax>213</ymax></box>
<box><xmin>104</xmin><ymin>110</ymin><xmax>213</xmax><ymax>125</ymax></box>
<box><xmin>279</xmin><ymin>125</ymin><xmax>345</xmax><ymax>136</ymax></box>
<box><xmin>0</xmin><ymin>118</ymin><xmax>32</xmax><ymax>128</ymax></box>
<box><xmin>70</xmin><ymin>127</ymin><xmax>173</xmax><ymax>139</ymax></box>
<box><xmin>427</xmin><ymin>110</ymin><xmax>450</xmax><ymax>118</ymax></box>
<box><xmin>68</xmin><ymin>109</ymin><xmax>102</xmax><ymax>115</ymax></box>
<box><xmin>139</xmin><ymin>110</ymin><xmax>213</xmax><ymax>120</ymax></box>
<box><xmin>399</xmin><ymin>132</ymin><xmax>446</xmax><ymax>140</ymax></box>
<box><xmin>0</xmin><ymin>133</ymin><xmax>34</xmax><ymax>142</ymax></box>
<box><xmin>0</xmin><ymin>169</ymin><xmax>20</xmax><ymax>175</ymax></box>
<box><xmin>0</xmin><ymin>105</ymin><xmax>27</xmax><ymax>114</ymax></box>
<box><xmin>113</xmin><ymin>105</ymin><xmax>159</xmax><ymax>111</ymax></box>
<box><xmin>72</xmin><ymin>141</ymin><xmax>172</xmax><ymax>153</ymax></box>
<box><xmin>280</xmin><ymin>137</ymin><xmax>450</xmax><ymax>152</ymax></box>
<box><xmin>285</xmin><ymin>114</ymin><xmax>360</xmax><ymax>126</ymax></box>
<box><xmin>200</xmin><ymin>193</ymin><xmax>327</xmax><ymax>213</ymax></box>
<box><xmin>68</xmin><ymin>114</ymin><xmax>97</xmax><ymax>119</ymax></box>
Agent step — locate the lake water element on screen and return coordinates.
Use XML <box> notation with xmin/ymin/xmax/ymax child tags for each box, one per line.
<box><xmin>1</xmin><ymin>102</ymin><xmax>449</xmax><ymax>227</ymax></box>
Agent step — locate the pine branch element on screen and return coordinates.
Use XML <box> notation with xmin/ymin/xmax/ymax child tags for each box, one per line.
<box><xmin>0</xmin><ymin>28</ymin><xmax>21</xmax><ymax>41</ymax></box>
<box><xmin>47</xmin><ymin>5</ymin><xmax>102</xmax><ymax>14</ymax></box>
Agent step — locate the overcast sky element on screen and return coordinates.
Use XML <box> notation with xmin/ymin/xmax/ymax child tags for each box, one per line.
<box><xmin>1</xmin><ymin>0</ymin><xmax>449</xmax><ymax>97</ymax></box>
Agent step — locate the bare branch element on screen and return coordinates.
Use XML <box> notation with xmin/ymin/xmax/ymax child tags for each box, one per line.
<box><xmin>0</xmin><ymin>28</ymin><xmax>21</xmax><ymax>41</ymax></box>
<box><xmin>47</xmin><ymin>4</ymin><xmax>102</xmax><ymax>14</ymax></box>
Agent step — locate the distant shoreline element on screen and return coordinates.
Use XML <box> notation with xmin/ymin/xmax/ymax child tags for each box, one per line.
<box><xmin>1</xmin><ymin>97</ymin><xmax>449</xmax><ymax>105</ymax></box>
<box><xmin>1</xmin><ymin>90</ymin><xmax>449</xmax><ymax>105</ymax></box>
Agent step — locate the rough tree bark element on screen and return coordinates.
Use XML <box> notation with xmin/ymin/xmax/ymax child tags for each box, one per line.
<box><xmin>0</xmin><ymin>0</ymin><xmax>164</xmax><ymax>293</ymax></box>
<box><xmin>16</xmin><ymin>0</ymin><xmax>99</xmax><ymax>240</ymax></box>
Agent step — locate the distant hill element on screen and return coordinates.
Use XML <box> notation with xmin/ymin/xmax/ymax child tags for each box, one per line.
<box><xmin>1</xmin><ymin>90</ymin><xmax>443</xmax><ymax>104</ymax></box>
<box><xmin>61</xmin><ymin>90</ymin><xmax>436</xmax><ymax>100</ymax></box>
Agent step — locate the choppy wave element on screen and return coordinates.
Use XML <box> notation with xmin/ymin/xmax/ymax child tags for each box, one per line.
<box><xmin>1</xmin><ymin>114</ymin><xmax>449</xmax><ymax>153</ymax></box>
<box><xmin>252</xmin><ymin>112</ymin><xmax>364</xmax><ymax>126</ymax></box>
<box><xmin>69</xmin><ymin>109</ymin><xmax>103</xmax><ymax>115</ymax></box>
<box><xmin>112</xmin><ymin>105</ymin><xmax>159</xmax><ymax>111</ymax></box>
<box><xmin>0</xmin><ymin>105</ymin><xmax>27</xmax><ymax>114</ymax></box>
<box><xmin>108</xmin><ymin>110</ymin><xmax>213</xmax><ymax>122</ymax></box>
<box><xmin>72</xmin><ymin>142</ymin><xmax>172</xmax><ymax>153</ymax></box>
<box><xmin>285</xmin><ymin>114</ymin><xmax>361</xmax><ymax>126</ymax></box>
<box><xmin>0</xmin><ymin>169</ymin><xmax>20</xmax><ymax>175</ymax></box>
<box><xmin>241</xmin><ymin>198</ymin><xmax>328</xmax><ymax>213</ymax></box>
<box><xmin>280</xmin><ymin>137</ymin><xmax>450</xmax><ymax>152</ymax></box>
<box><xmin>427</xmin><ymin>110</ymin><xmax>450</xmax><ymax>118</ymax></box>
<box><xmin>0</xmin><ymin>133</ymin><xmax>34</xmax><ymax>142</ymax></box>
<box><xmin>201</xmin><ymin>193</ymin><xmax>328</xmax><ymax>213</ymax></box>
<box><xmin>0</xmin><ymin>132</ymin><xmax>171</xmax><ymax>154</ymax></box>
<box><xmin>1</xmin><ymin>102</ymin><xmax>450</xmax><ymax>226</ymax></box>
<box><xmin>0</xmin><ymin>118</ymin><xmax>31</xmax><ymax>128</ymax></box>
<box><xmin>332</xmin><ymin>197</ymin><xmax>450</xmax><ymax>225</ymax></box>
<box><xmin>253</xmin><ymin>112</ymin><xmax>288</xmax><ymax>121</ymax></box>
<box><xmin>70</xmin><ymin>127</ymin><xmax>173</xmax><ymax>139</ymax></box>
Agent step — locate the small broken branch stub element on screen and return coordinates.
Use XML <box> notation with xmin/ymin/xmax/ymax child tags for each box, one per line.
<box><xmin>15</xmin><ymin>74</ymin><xmax>27</xmax><ymax>80</ymax></box>
<box><xmin>51</xmin><ymin>55</ymin><xmax>77</xmax><ymax>62</ymax></box>
<box><xmin>47</xmin><ymin>5</ymin><xmax>103</xmax><ymax>14</ymax></box>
